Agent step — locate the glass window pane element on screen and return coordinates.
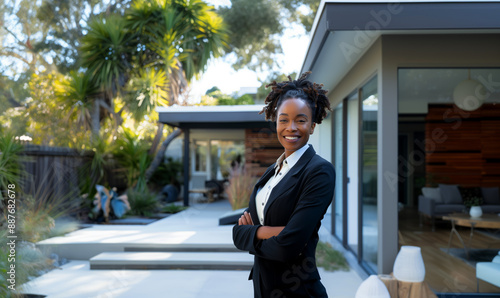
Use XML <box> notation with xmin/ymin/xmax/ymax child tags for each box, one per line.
<box><xmin>361</xmin><ymin>76</ymin><xmax>378</xmax><ymax>272</ymax></box>
<box><xmin>194</xmin><ymin>141</ymin><xmax>208</xmax><ymax>173</ymax></box>
<box><xmin>210</xmin><ymin>140</ymin><xmax>245</xmax><ymax>180</ymax></box>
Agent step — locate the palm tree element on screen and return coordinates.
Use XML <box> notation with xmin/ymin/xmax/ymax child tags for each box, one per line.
<box><xmin>54</xmin><ymin>71</ymin><xmax>99</xmax><ymax>132</ymax></box>
<box><xmin>125</xmin><ymin>0</ymin><xmax>228</xmax><ymax>105</ymax></box>
<box><xmin>79</xmin><ymin>0</ymin><xmax>228</xmax><ymax>144</ymax></box>
<box><xmin>80</xmin><ymin>14</ymin><xmax>132</xmax><ymax>138</ymax></box>
<box><xmin>80</xmin><ymin>0</ymin><xmax>228</xmax><ymax>184</ymax></box>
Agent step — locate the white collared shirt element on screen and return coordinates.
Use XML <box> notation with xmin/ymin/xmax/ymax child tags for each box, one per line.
<box><xmin>255</xmin><ymin>144</ymin><xmax>310</xmax><ymax>225</ymax></box>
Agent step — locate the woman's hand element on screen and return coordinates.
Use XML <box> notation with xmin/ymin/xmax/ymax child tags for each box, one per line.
<box><xmin>238</xmin><ymin>211</ymin><xmax>254</xmax><ymax>226</ymax></box>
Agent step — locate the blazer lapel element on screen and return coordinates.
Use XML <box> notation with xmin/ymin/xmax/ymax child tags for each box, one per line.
<box><xmin>263</xmin><ymin>146</ymin><xmax>316</xmax><ymax>216</ymax></box>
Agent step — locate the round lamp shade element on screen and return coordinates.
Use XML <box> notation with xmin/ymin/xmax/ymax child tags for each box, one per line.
<box><xmin>355</xmin><ymin>275</ymin><xmax>390</xmax><ymax>298</ymax></box>
<box><xmin>453</xmin><ymin>79</ymin><xmax>487</xmax><ymax>111</ymax></box>
<box><xmin>393</xmin><ymin>246</ymin><xmax>426</xmax><ymax>282</ymax></box>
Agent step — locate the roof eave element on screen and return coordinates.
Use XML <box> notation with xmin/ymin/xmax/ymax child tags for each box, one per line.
<box><xmin>301</xmin><ymin>1</ymin><xmax>500</xmax><ymax>77</ymax></box>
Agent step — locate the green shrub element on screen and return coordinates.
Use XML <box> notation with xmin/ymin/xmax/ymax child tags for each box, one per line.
<box><xmin>0</xmin><ymin>230</ymin><xmax>54</xmax><ymax>297</ymax></box>
<box><xmin>0</xmin><ymin>132</ymin><xmax>28</xmax><ymax>209</ymax></box>
<box><xmin>315</xmin><ymin>241</ymin><xmax>349</xmax><ymax>272</ymax></box>
<box><xmin>161</xmin><ymin>203</ymin><xmax>187</xmax><ymax>214</ymax></box>
<box><xmin>113</xmin><ymin>128</ymin><xmax>151</xmax><ymax>189</ymax></box>
<box><xmin>149</xmin><ymin>157</ymin><xmax>182</xmax><ymax>188</ymax></box>
<box><xmin>126</xmin><ymin>188</ymin><xmax>159</xmax><ymax>217</ymax></box>
<box><xmin>16</xmin><ymin>173</ymin><xmax>80</xmax><ymax>243</ymax></box>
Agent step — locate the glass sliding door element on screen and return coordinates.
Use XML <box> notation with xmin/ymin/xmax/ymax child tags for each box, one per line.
<box><xmin>336</xmin><ymin>76</ymin><xmax>379</xmax><ymax>272</ymax></box>
<box><xmin>361</xmin><ymin>76</ymin><xmax>378</xmax><ymax>272</ymax></box>
<box><xmin>333</xmin><ymin>103</ymin><xmax>344</xmax><ymax>241</ymax></box>
<box><xmin>346</xmin><ymin>92</ymin><xmax>360</xmax><ymax>254</ymax></box>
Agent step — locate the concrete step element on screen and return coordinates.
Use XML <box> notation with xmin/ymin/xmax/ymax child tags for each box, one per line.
<box><xmin>124</xmin><ymin>243</ymin><xmax>240</xmax><ymax>253</ymax></box>
<box><xmin>90</xmin><ymin>252</ymin><xmax>253</xmax><ymax>270</ymax></box>
<box><xmin>38</xmin><ymin>242</ymin><xmax>240</xmax><ymax>260</ymax></box>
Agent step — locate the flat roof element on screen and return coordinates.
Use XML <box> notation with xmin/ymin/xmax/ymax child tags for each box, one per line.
<box><xmin>301</xmin><ymin>1</ymin><xmax>500</xmax><ymax>76</ymax></box>
<box><xmin>156</xmin><ymin>105</ymin><xmax>270</xmax><ymax>128</ymax></box>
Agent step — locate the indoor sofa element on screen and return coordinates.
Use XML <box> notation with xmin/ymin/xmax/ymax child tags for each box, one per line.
<box><xmin>418</xmin><ymin>184</ymin><xmax>500</xmax><ymax>230</ymax></box>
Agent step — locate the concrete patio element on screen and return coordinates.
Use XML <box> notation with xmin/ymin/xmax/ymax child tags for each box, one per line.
<box><xmin>22</xmin><ymin>200</ymin><xmax>363</xmax><ymax>297</ymax></box>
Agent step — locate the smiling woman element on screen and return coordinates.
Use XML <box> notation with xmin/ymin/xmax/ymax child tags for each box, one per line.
<box><xmin>233</xmin><ymin>72</ymin><xmax>335</xmax><ymax>297</ymax></box>
<box><xmin>277</xmin><ymin>98</ymin><xmax>316</xmax><ymax>157</ymax></box>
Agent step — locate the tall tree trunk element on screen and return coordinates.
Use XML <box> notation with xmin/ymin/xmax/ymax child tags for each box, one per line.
<box><xmin>91</xmin><ymin>99</ymin><xmax>101</xmax><ymax>141</ymax></box>
<box><xmin>148</xmin><ymin>122</ymin><xmax>164</xmax><ymax>155</ymax></box>
<box><xmin>144</xmin><ymin>128</ymin><xmax>182</xmax><ymax>182</ymax></box>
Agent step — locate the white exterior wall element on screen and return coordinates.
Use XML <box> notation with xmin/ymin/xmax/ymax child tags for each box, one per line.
<box><xmin>308</xmin><ymin>115</ymin><xmax>332</xmax><ymax>163</ymax></box>
<box><xmin>329</xmin><ymin>39</ymin><xmax>382</xmax><ymax>104</ymax></box>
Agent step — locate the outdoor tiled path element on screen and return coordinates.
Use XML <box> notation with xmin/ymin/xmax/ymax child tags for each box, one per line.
<box><xmin>22</xmin><ymin>200</ymin><xmax>363</xmax><ymax>297</ymax></box>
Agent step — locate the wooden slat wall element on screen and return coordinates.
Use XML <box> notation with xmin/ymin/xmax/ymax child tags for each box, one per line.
<box><xmin>245</xmin><ymin>128</ymin><xmax>283</xmax><ymax>176</ymax></box>
<box><xmin>425</xmin><ymin>104</ymin><xmax>500</xmax><ymax>187</ymax></box>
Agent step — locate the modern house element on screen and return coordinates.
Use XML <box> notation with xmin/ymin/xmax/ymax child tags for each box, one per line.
<box><xmin>157</xmin><ymin>105</ymin><xmax>282</xmax><ymax>205</ymax></box>
<box><xmin>300</xmin><ymin>0</ymin><xmax>500</xmax><ymax>294</ymax></box>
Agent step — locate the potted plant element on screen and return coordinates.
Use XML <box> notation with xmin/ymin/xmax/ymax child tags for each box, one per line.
<box><xmin>464</xmin><ymin>196</ymin><xmax>484</xmax><ymax>217</ymax></box>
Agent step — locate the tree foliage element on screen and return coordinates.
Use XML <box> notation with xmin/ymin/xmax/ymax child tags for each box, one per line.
<box><xmin>80</xmin><ymin>14</ymin><xmax>132</xmax><ymax>93</ymax></box>
<box><xmin>1</xmin><ymin>0</ymin><xmax>130</xmax><ymax>75</ymax></box>
<box><xmin>218</xmin><ymin>0</ymin><xmax>320</xmax><ymax>71</ymax></box>
<box><xmin>77</xmin><ymin>0</ymin><xmax>228</xmax><ymax>137</ymax></box>
<box><xmin>218</xmin><ymin>0</ymin><xmax>282</xmax><ymax>71</ymax></box>
<box><xmin>0</xmin><ymin>0</ymin><xmax>227</xmax><ymax>149</ymax></box>
<box><xmin>0</xmin><ymin>0</ymin><xmax>317</xmax><ymax>151</ymax></box>
<box><xmin>278</xmin><ymin>0</ymin><xmax>319</xmax><ymax>32</ymax></box>
<box><xmin>26</xmin><ymin>72</ymin><xmax>81</xmax><ymax>146</ymax></box>
<box><xmin>199</xmin><ymin>88</ymin><xmax>254</xmax><ymax>106</ymax></box>
<box><xmin>54</xmin><ymin>71</ymin><xmax>99</xmax><ymax>132</ymax></box>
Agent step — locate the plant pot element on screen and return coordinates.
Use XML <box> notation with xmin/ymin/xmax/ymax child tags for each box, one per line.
<box><xmin>469</xmin><ymin>206</ymin><xmax>483</xmax><ymax>218</ymax></box>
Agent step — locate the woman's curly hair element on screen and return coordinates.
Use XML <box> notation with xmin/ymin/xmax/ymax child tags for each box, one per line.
<box><xmin>259</xmin><ymin>71</ymin><xmax>331</xmax><ymax>124</ymax></box>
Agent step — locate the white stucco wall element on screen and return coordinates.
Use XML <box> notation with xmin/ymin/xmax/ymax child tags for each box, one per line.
<box><xmin>308</xmin><ymin>114</ymin><xmax>332</xmax><ymax>163</ymax></box>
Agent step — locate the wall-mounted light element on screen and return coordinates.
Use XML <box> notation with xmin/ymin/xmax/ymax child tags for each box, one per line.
<box><xmin>453</xmin><ymin>69</ymin><xmax>487</xmax><ymax>111</ymax></box>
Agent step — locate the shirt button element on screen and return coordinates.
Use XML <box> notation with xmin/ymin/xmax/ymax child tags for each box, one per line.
<box><xmin>262</xmin><ymin>202</ymin><xmax>264</xmax><ymax>206</ymax></box>
<box><xmin>260</xmin><ymin>218</ymin><xmax>263</xmax><ymax>222</ymax></box>
<box><xmin>279</xmin><ymin>173</ymin><xmax>282</xmax><ymax>175</ymax></box>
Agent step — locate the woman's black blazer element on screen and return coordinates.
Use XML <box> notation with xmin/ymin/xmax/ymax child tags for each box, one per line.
<box><xmin>233</xmin><ymin>146</ymin><xmax>336</xmax><ymax>297</ymax></box>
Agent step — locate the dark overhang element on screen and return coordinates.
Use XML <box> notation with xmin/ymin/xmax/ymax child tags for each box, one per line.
<box><xmin>156</xmin><ymin>105</ymin><xmax>273</xmax><ymax>129</ymax></box>
<box><xmin>302</xmin><ymin>1</ymin><xmax>500</xmax><ymax>74</ymax></box>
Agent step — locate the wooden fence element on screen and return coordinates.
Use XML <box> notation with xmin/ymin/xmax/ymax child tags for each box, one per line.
<box><xmin>18</xmin><ymin>145</ymin><xmax>94</xmax><ymax>201</ymax></box>
<box><xmin>18</xmin><ymin>145</ymin><xmax>126</xmax><ymax>201</ymax></box>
